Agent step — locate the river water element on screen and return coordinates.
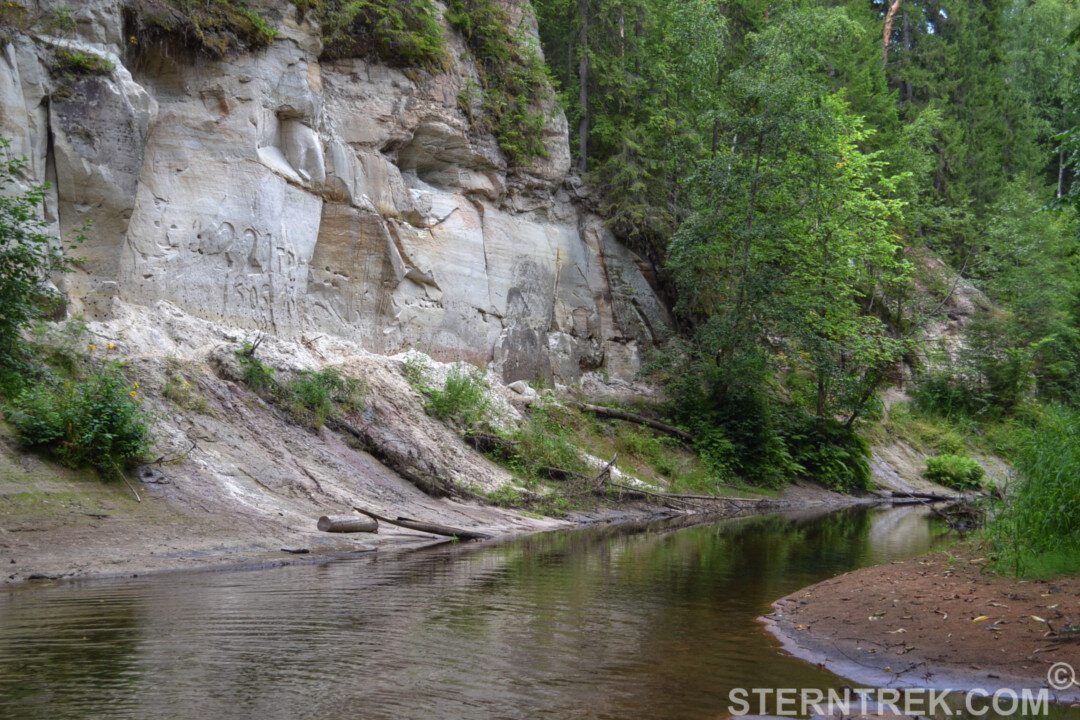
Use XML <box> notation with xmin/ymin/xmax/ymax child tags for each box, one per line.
<box><xmin>0</xmin><ymin>505</ymin><xmax>1058</xmax><ymax>719</ymax></box>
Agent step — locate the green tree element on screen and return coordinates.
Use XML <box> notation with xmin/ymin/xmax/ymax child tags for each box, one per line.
<box><xmin>0</xmin><ymin>140</ymin><xmax>79</xmax><ymax>365</ymax></box>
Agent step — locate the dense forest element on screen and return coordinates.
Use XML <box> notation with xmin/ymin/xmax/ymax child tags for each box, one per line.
<box><xmin>530</xmin><ymin>0</ymin><xmax>1080</xmax><ymax>571</ymax></box>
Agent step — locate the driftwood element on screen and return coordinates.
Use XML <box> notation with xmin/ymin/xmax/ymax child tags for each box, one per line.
<box><xmin>570</xmin><ymin>402</ymin><xmax>695</xmax><ymax>442</ymax></box>
<box><xmin>317</xmin><ymin>515</ymin><xmax>379</xmax><ymax>533</ymax></box>
<box><xmin>352</xmin><ymin>505</ymin><xmax>492</xmax><ymax>541</ymax></box>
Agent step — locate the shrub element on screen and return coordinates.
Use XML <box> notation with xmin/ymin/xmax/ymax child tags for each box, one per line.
<box><xmin>426</xmin><ymin>365</ymin><xmax>489</xmax><ymax>426</ymax></box>
<box><xmin>445</xmin><ymin>0</ymin><xmax>551</xmax><ymax>164</ymax></box>
<box><xmin>319</xmin><ymin>0</ymin><xmax>447</xmax><ymax>69</ymax></box>
<box><xmin>923</xmin><ymin>454</ymin><xmax>985</xmax><ymax>490</ymax></box>
<box><xmin>131</xmin><ymin>0</ymin><xmax>278</xmax><ymax>57</ymax></box>
<box><xmin>911</xmin><ymin>369</ymin><xmax>992</xmax><ymax>418</ymax></box>
<box><xmin>7</xmin><ymin>364</ymin><xmax>154</xmax><ymax>476</ymax></box>
<box><xmin>285</xmin><ymin>367</ymin><xmax>366</xmax><ymax>428</ymax></box>
<box><xmin>238</xmin><ymin>351</ymin><xmax>275</xmax><ymax>392</ymax></box>
<box><xmin>784</xmin><ymin>416</ymin><xmax>872</xmax><ymax>492</ymax></box>
<box><xmin>0</xmin><ymin>140</ymin><xmax>81</xmax><ymax>365</ymax></box>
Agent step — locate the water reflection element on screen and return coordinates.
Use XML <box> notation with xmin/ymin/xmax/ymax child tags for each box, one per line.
<box><xmin>0</xmin><ymin>505</ymin><xmax>1060</xmax><ymax>720</ymax></box>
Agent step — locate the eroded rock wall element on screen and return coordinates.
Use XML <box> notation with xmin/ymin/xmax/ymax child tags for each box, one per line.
<box><xmin>0</xmin><ymin>0</ymin><xmax>669</xmax><ymax>384</ymax></box>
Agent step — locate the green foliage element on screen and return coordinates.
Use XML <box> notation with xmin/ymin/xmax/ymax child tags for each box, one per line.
<box><xmin>7</xmin><ymin>362</ymin><xmax>154</xmax><ymax>477</ymax></box>
<box><xmin>162</xmin><ymin>359</ymin><xmax>211</xmax><ymax>414</ymax></box>
<box><xmin>234</xmin><ymin>344</ymin><xmax>366</xmax><ymax>430</ymax></box>
<box><xmin>446</xmin><ymin>0</ymin><xmax>550</xmax><ymax>164</ymax></box>
<box><xmin>132</xmin><ymin>0</ymin><xmax>278</xmax><ymax>57</ymax></box>
<box><xmin>236</xmin><ymin>346</ymin><xmax>275</xmax><ymax>392</ymax></box>
<box><xmin>783</xmin><ymin>417</ymin><xmax>872</xmax><ymax>493</ymax></box>
<box><xmin>0</xmin><ymin>139</ymin><xmax>81</xmax><ymax>367</ymax></box>
<box><xmin>402</xmin><ymin>351</ymin><xmax>429</xmax><ymax>389</ymax></box>
<box><xmin>426</xmin><ymin>365</ymin><xmax>489</xmax><ymax>427</ymax></box>
<box><xmin>985</xmin><ymin>406</ymin><xmax>1080</xmax><ymax>577</ymax></box>
<box><xmin>284</xmin><ymin>367</ymin><xmax>366</xmax><ymax>428</ymax></box>
<box><xmin>923</xmin><ymin>454</ymin><xmax>986</xmax><ymax>491</ymax></box>
<box><xmin>318</xmin><ymin>0</ymin><xmax>447</xmax><ymax>69</ymax></box>
<box><xmin>53</xmin><ymin>50</ymin><xmax>114</xmax><ymax>77</ymax></box>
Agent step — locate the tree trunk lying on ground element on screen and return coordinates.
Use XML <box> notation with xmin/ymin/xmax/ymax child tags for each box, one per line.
<box><xmin>352</xmin><ymin>505</ymin><xmax>492</xmax><ymax>541</ymax></box>
<box><xmin>888</xmin><ymin>490</ymin><xmax>960</xmax><ymax>501</ymax></box>
<box><xmin>317</xmin><ymin>515</ymin><xmax>379</xmax><ymax>533</ymax></box>
<box><xmin>325</xmin><ymin>415</ymin><xmax>452</xmax><ymax>498</ymax></box>
<box><xmin>568</xmin><ymin>402</ymin><xmax>695</xmax><ymax>443</ymax></box>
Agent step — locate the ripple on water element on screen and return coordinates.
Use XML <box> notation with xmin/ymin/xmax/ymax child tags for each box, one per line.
<box><xmin>0</xmin><ymin>506</ymin><xmax>959</xmax><ymax>720</ymax></box>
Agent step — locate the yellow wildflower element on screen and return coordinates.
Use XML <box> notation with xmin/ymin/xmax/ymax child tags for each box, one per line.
<box><xmin>106</xmin><ymin>344</ymin><xmax>115</xmax><ymax>350</ymax></box>
<box><xmin>88</xmin><ymin>344</ymin><xmax>96</xmax><ymax>352</ymax></box>
<box><xmin>130</xmin><ymin>390</ymin><xmax>137</xmax><ymax>397</ymax></box>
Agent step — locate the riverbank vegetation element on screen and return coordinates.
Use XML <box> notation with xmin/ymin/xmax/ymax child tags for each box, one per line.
<box><xmin>0</xmin><ymin>143</ymin><xmax>154</xmax><ymax>480</ymax></box>
<box><xmin>532</xmin><ymin>0</ymin><xmax>1080</xmax><ymax>510</ymax></box>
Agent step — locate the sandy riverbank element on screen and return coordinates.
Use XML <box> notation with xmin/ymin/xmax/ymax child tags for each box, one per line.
<box><xmin>764</xmin><ymin>548</ymin><xmax>1080</xmax><ymax>704</ymax></box>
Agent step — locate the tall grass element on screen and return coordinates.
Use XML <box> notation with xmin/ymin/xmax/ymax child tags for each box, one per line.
<box><xmin>985</xmin><ymin>406</ymin><xmax>1080</xmax><ymax>577</ymax></box>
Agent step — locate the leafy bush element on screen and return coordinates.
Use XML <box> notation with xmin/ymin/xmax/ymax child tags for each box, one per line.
<box><xmin>53</xmin><ymin>50</ymin><xmax>114</xmax><ymax>76</ymax></box>
<box><xmin>426</xmin><ymin>365</ymin><xmax>489</xmax><ymax>426</ymax></box>
<box><xmin>238</xmin><ymin>351</ymin><xmax>275</xmax><ymax>392</ymax></box>
<box><xmin>131</xmin><ymin>0</ymin><xmax>278</xmax><ymax>57</ymax></box>
<box><xmin>319</xmin><ymin>0</ymin><xmax>447</xmax><ymax>69</ymax></box>
<box><xmin>445</xmin><ymin>0</ymin><xmax>550</xmax><ymax>164</ymax></box>
<box><xmin>0</xmin><ymin>140</ymin><xmax>81</xmax><ymax>365</ymax></box>
<box><xmin>923</xmin><ymin>454</ymin><xmax>985</xmax><ymax>490</ymax></box>
<box><xmin>784</xmin><ymin>417</ymin><xmax>872</xmax><ymax>492</ymax></box>
<box><xmin>285</xmin><ymin>367</ymin><xmax>366</xmax><ymax>428</ymax></box>
<box><xmin>911</xmin><ymin>369</ymin><xmax>993</xmax><ymax>418</ymax></box>
<box><xmin>7</xmin><ymin>364</ymin><xmax>154</xmax><ymax>476</ymax></box>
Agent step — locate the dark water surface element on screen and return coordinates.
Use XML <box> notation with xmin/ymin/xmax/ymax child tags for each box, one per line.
<box><xmin>0</xmin><ymin>505</ymin><xmax>1040</xmax><ymax>720</ymax></box>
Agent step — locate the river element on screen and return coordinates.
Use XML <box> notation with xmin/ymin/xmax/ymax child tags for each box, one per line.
<box><xmin>0</xmin><ymin>505</ymin><xmax>1053</xmax><ymax>719</ymax></box>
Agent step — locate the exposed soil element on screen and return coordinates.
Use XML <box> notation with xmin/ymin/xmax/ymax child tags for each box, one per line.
<box><xmin>764</xmin><ymin>548</ymin><xmax>1080</xmax><ymax>703</ymax></box>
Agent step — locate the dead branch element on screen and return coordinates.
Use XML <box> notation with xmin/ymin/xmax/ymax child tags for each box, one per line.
<box><xmin>570</xmin><ymin>402</ymin><xmax>695</xmax><ymax>442</ymax></box>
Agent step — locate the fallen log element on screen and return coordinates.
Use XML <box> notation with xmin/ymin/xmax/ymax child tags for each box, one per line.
<box><xmin>888</xmin><ymin>490</ymin><xmax>960</xmax><ymax>502</ymax></box>
<box><xmin>605</xmin><ymin>480</ymin><xmax>776</xmax><ymax>504</ymax></box>
<box><xmin>317</xmin><ymin>515</ymin><xmax>379</xmax><ymax>533</ymax></box>
<box><xmin>325</xmin><ymin>415</ymin><xmax>451</xmax><ymax>498</ymax></box>
<box><xmin>569</xmin><ymin>402</ymin><xmax>694</xmax><ymax>443</ymax></box>
<box><xmin>464</xmin><ymin>431</ymin><xmax>517</xmax><ymax>455</ymax></box>
<box><xmin>352</xmin><ymin>505</ymin><xmax>492</xmax><ymax>541</ymax></box>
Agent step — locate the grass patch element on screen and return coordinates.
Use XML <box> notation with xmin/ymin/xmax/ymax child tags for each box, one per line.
<box><xmin>984</xmin><ymin>406</ymin><xmax>1080</xmax><ymax>577</ymax></box>
<box><xmin>162</xmin><ymin>359</ymin><xmax>212</xmax><ymax>414</ymax></box>
<box><xmin>883</xmin><ymin>400</ymin><xmax>1021</xmax><ymax>461</ymax></box>
<box><xmin>131</xmin><ymin>0</ymin><xmax>278</xmax><ymax>57</ymax></box>
<box><xmin>283</xmin><ymin>367</ymin><xmax>366</xmax><ymax>428</ymax></box>
<box><xmin>234</xmin><ymin>344</ymin><xmax>367</xmax><ymax>430</ymax></box>
<box><xmin>53</xmin><ymin>50</ymin><xmax>114</xmax><ymax>77</ymax></box>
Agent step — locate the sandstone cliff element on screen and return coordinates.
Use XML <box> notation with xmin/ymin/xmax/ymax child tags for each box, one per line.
<box><xmin>0</xmin><ymin>0</ymin><xmax>669</xmax><ymax>385</ymax></box>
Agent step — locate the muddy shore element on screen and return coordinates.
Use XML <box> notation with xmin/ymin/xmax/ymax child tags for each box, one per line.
<box><xmin>764</xmin><ymin>549</ymin><xmax>1080</xmax><ymax>704</ymax></box>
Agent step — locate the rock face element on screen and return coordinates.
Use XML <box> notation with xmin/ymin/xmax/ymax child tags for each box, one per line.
<box><xmin>0</xmin><ymin>0</ymin><xmax>669</xmax><ymax>384</ymax></box>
